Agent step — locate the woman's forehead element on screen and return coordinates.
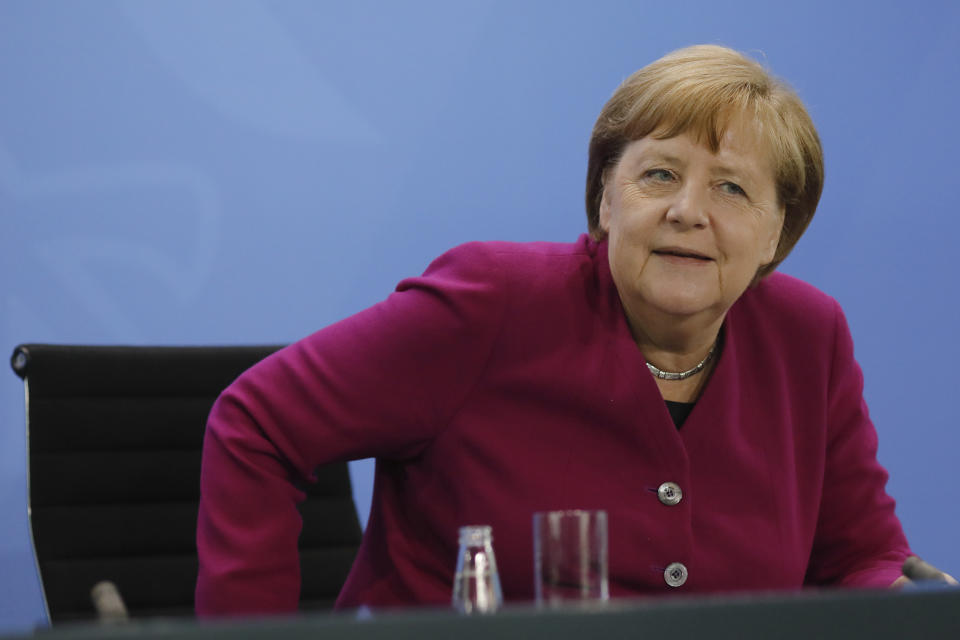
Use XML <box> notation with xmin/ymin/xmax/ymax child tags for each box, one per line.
<box><xmin>621</xmin><ymin>125</ymin><xmax>775</xmax><ymax>174</ymax></box>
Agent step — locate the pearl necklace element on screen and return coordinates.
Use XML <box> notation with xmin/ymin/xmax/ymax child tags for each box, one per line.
<box><xmin>646</xmin><ymin>342</ymin><xmax>717</xmax><ymax>381</ymax></box>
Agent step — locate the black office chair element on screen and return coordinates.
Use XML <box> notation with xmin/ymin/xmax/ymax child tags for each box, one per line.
<box><xmin>10</xmin><ymin>344</ymin><xmax>362</xmax><ymax>623</ymax></box>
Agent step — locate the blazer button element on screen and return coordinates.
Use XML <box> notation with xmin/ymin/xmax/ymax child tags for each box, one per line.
<box><xmin>664</xmin><ymin>562</ymin><xmax>688</xmax><ymax>587</ymax></box>
<box><xmin>657</xmin><ymin>481</ymin><xmax>683</xmax><ymax>506</ymax></box>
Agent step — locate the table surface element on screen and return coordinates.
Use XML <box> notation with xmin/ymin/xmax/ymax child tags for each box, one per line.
<box><xmin>7</xmin><ymin>587</ymin><xmax>960</xmax><ymax>640</ymax></box>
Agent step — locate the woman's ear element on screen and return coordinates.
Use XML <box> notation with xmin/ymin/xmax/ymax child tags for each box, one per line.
<box><xmin>761</xmin><ymin>206</ymin><xmax>785</xmax><ymax>264</ymax></box>
<box><xmin>598</xmin><ymin>167</ymin><xmax>613</xmax><ymax>232</ymax></box>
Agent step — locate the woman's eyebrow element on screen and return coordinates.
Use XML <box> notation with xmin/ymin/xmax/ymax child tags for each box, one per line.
<box><xmin>633</xmin><ymin>152</ymin><xmax>685</xmax><ymax>167</ymax></box>
<box><xmin>710</xmin><ymin>163</ymin><xmax>754</xmax><ymax>181</ymax></box>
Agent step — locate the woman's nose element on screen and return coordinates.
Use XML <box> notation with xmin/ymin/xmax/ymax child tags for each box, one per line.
<box><xmin>665</xmin><ymin>184</ymin><xmax>709</xmax><ymax>229</ymax></box>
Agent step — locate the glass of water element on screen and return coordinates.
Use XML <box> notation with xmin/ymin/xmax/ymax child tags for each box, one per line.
<box><xmin>533</xmin><ymin>510</ymin><xmax>609</xmax><ymax>607</ymax></box>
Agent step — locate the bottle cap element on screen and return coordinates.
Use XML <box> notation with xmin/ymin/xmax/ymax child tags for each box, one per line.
<box><xmin>458</xmin><ymin>525</ymin><xmax>493</xmax><ymax>546</ymax></box>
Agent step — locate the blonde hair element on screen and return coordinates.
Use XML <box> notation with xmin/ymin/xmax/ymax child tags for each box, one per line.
<box><xmin>586</xmin><ymin>45</ymin><xmax>824</xmax><ymax>279</ymax></box>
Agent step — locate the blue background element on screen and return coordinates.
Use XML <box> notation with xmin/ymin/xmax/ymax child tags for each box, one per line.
<box><xmin>2</xmin><ymin>0</ymin><xmax>959</xmax><ymax>632</ymax></box>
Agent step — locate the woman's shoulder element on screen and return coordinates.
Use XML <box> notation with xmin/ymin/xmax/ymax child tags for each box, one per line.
<box><xmin>746</xmin><ymin>271</ymin><xmax>839</xmax><ymax>315</ymax></box>
<box><xmin>727</xmin><ymin>272</ymin><xmax>850</xmax><ymax>380</ymax></box>
<box><xmin>433</xmin><ymin>234</ymin><xmax>598</xmax><ymax>265</ymax></box>
<box><xmin>415</xmin><ymin>234</ymin><xmax>602</xmax><ymax>288</ymax></box>
<box><xmin>733</xmin><ymin>271</ymin><xmax>843</xmax><ymax>344</ymax></box>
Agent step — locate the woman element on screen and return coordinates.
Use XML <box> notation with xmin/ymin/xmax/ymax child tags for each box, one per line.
<box><xmin>196</xmin><ymin>45</ymin><xmax>912</xmax><ymax>615</ymax></box>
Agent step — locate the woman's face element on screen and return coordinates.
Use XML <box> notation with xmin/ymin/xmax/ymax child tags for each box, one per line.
<box><xmin>599</xmin><ymin>120</ymin><xmax>784</xmax><ymax>326</ymax></box>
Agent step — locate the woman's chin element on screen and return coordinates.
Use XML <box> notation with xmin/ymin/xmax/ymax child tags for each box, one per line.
<box><xmin>638</xmin><ymin>287</ymin><xmax>721</xmax><ymax>319</ymax></box>
<box><xmin>653</xmin><ymin>300</ymin><xmax>714</xmax><ymax>318</ymax></box>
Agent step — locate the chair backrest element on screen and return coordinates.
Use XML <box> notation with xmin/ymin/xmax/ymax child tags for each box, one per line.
<box><xmin>10</xmin><ymin>344</ymin><xmax>362</xmax><ymax>623</ymax></box>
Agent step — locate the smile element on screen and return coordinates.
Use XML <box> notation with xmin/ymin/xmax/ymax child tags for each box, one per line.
<box><xmin>652</xmin><ymin>248</ymin><xmax>714</xmax><ymax>261</ymax></box>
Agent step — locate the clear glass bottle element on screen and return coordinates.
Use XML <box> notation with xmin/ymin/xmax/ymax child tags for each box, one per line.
<box><xmin>452</xmin><ymin>525</ymin><xmax>503</xmax><ymax>614</ymax></box>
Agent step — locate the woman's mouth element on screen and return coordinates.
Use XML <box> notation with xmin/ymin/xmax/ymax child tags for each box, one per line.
<box><xmin>653</xmin><ymin>248</ymin><xmax>713</xmax><ymax>262</ymax></box>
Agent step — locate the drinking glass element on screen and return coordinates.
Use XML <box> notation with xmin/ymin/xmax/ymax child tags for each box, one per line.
<box><xmin>533</xmin><ymin>510</ymin><xmax>609</xmax><ymax>606</ymax></box>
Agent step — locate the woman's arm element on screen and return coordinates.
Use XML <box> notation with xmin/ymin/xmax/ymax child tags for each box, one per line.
<box><xmin>195</xmin><ymin>243</ymin><xmax>509</xmax><ymax>616</ymax></box>
<box><xmin>804</xmin><ymin>300</ymin><xmax>911</xmax><ymax>588</ymax></box>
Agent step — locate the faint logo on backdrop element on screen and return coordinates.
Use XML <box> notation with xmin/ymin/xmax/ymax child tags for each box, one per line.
<box><xmin>4</xmin><ymin>1</ymin><xmax>385</xmax><ymax>343</ymax></box>
<box><xmin>1</xmin><ymin>143</ymin><xmax>221</xmax><ymax>342</ymax></box>
<box><xmin>118</xmin><ymin>0</ymin><xmax>380</xmax><ymax>143</ymax></box>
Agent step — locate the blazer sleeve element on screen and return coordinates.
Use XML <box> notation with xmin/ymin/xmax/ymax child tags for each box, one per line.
<box><xmin>195</xmin><ymin>243</ymin><xmax>509</xmax><ymax>616</ymax></box>
<box><xmin>804</xmin><ymin>299</ymin><xmax>911</xmax><ymax>588</ymax></box>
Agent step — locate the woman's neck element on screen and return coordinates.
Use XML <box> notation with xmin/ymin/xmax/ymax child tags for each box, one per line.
<box><xmin>622</xmin><ymin>304</ymin><xmax>726</xmax><ymax>403</ymax></box>
<box><xmin>625</xmin><ymin>306</ymin><xmax>724</xmax><ymax>370</ymax></box>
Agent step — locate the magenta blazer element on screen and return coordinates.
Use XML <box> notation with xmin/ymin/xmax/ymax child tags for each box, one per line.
<box><xmin>196</xmin><ymin>235</ymin><xmax>910</xmax><ymax>615</ymax></box>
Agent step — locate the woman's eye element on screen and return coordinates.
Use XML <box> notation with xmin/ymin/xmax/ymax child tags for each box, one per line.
<box><xmin>720</xmin><ymin>181</ymin><xmax>746</xmax><ymax>197</ymax></box>
<box><xmin>645</xmin><ymin>169</ymin><xmax>674</xmax><ymax>182</ymax></box>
